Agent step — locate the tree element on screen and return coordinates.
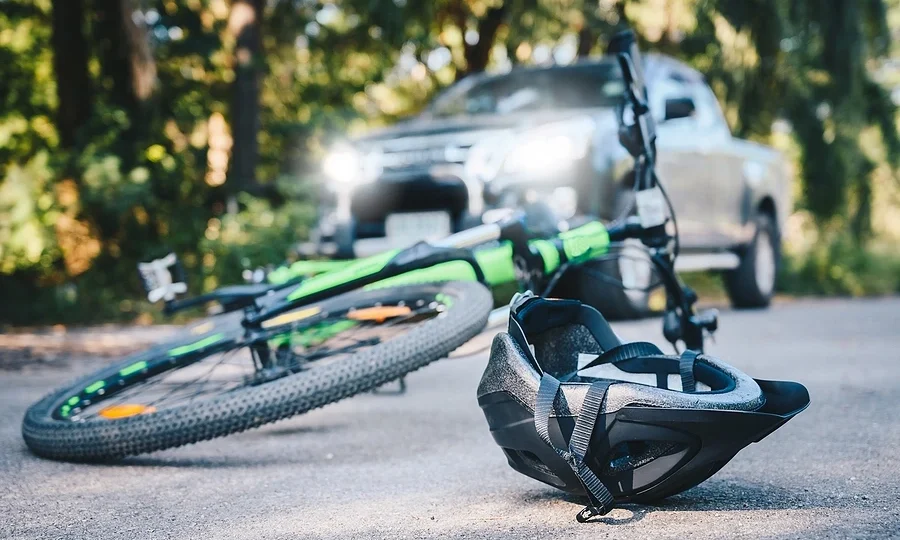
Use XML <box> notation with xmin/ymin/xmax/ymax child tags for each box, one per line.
<box><xmin>456</xmin><ymin>1</ymin><xmax>511</xmax><ymax>78</ymax></box>
<box><xmin>50</xmin><ymin>0</ymin><xmax>92</xmax><ymax>149</ymax></box>
<box><xmin>692</xmin><ymin>0</ymin><xmax>899</xmax><ymax>240</ymax></box>
<box><xmin>228</xmin><ymin>0</ymin><xmax>265</xmax><ymax>196</ymax></box>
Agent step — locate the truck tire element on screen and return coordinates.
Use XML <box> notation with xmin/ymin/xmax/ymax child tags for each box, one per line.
<box><xmin>725</xmin><ymin>213</ymin><xmax>779</xmax><ymax>308</ymax></box>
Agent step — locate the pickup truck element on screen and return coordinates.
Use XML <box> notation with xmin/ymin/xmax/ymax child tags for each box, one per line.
<box><xmin>312</xmin><ymin>54</ymin><xmax>791</xmax><ymax>318</ymax></box>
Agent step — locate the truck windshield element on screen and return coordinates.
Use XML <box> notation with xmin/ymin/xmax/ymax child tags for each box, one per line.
<box><xmin>430</xmin><ymin>63</ymin><xmax>624</xmax><ymax>117</ymax></box>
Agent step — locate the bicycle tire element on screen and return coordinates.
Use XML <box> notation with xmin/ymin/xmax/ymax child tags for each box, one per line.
<box><xmin>22</xmin><ymin>281</ymin><xmax>492</xmax><ymax>461</ymax></box>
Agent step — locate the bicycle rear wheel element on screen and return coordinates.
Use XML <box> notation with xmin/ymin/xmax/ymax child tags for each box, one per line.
<box><xmin>22</xmin><ymin>281</ymin><xmax>492</xmax><ymax>461</ymax></box>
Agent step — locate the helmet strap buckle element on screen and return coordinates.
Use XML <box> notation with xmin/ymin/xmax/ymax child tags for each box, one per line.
<box><xmin>576</xmin><ymin>504</ymin><xmax>610</xmax><ymax>523</ymax></box>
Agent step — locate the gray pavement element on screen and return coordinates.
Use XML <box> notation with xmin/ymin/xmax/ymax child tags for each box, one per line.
<box><xmin>2</xmin><ymin>298</ymin><xmax>900</xmax><ymax>539</ymax></box>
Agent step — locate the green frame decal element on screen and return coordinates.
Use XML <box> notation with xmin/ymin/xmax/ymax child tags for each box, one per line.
<box><xmin>530</xmin><ymin>239</ymin><xmax>561</xmax><ymax>274</ymax></box>
<box><xmin>267</xmin><ymin>259</ymin><xmax>353</xmax><ymax>285</ymax></box>
<box><xmin>473</xmin><ymin>243</ymin><xmax>517</xmax><ymax>286</ymax></box>
<box><xmin>289</xmin><ymin>319</ymin><xmax>357</xmax><ymax>348</ymax></box>
<box><xmin>287</xmin><ymin>250</ymin><xmax>400</xmax><ymax>302</ymax></box>
<box><xmin>118</xmin><ymin>360</ymin><xmax>148</xmax><ymax>377</ymax></box>
<box><xmin>364</xmin><ymin>260</ymin><xmax>479</xmax><ymax>290</ymax></box>
<box><xmin>167</xmin><ymin>333</ymin><xmax>225</xmax><ymax>357</ymax></box>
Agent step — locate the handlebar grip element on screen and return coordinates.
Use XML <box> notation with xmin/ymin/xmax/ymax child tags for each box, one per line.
<box><xmin>608</xmin><ymin>30</ymin><xmax>647</xmax><ymax>100</ymax></box>
<box><xmin>606</xmin><ymin>219</ymin><xmax>670</xmax><ymax>249</ymax></box>
<box><xmin>558</xmin><ymin>222</ymin><xmax>611</xmax><ymax>263</ymax></box>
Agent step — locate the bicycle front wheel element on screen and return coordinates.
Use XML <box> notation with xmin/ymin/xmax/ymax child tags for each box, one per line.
<box><xmin>23</xmin><ymin>281</ymin><xmax>492</xmax><ymax>461</ymax></box>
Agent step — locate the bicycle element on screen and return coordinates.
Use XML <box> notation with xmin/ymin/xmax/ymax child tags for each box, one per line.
<box><xmin>22</xmin><ymin>30</ymin><xmax>718</xmax><ymax>462</ymax></box>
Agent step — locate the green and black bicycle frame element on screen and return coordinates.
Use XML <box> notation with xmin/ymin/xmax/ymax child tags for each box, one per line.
<box><xmin>244</xmin><ymin>209</ymin><xmax>713</xmax><ymax>352</ymax></box>
<box><xmin>241</xmin><ymin>216</ymin><xmax>614</xmax><ymax>327</ymax></box>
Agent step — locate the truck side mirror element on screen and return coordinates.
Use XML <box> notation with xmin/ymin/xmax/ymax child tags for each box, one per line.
<box><xmin>664</xmin><ymin>97</ymin><xmax>696</xmax><ymax>121</ymax></box>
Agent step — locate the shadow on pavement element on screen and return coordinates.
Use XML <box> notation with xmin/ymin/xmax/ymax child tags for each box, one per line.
<box><xmin>253</xmin><ymin>423</ymin><xmax>344</xmax><ymax>438</ymax></box>
<box><xmin>111</xmin><ymin>452</ymin><xmax>321</xmax><ymax>469</ymax></box>
<box><xmin>522</xmin><ymin>491</ymin><xmax>648</xmax><ymax>525</ymax></box>
<box><xmin>523</xmin><ymin>477</ymin><xmax>844</xmax><ymax>520</ymax></box>
<box><xmin>654</xmin><ymin>479</ymin><xmax>848</xmax><ymax>511</ymax></box>
<box><xmin>32</xmin><ymin>424</ymin><xmax>349</xmax><ymax>469</ymax></box>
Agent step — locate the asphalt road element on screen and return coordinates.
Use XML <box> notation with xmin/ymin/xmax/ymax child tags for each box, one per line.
<box><xmin>2</xmin><ymin>298</ymin><xmax>899</xmax><ymax>539</ymax></box>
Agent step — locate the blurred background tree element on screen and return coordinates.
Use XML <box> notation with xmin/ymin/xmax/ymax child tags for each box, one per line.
<box><xmin>1</xmin><ymin>0</ymin><xmax>898</xmax><ymax>325</ymax></box>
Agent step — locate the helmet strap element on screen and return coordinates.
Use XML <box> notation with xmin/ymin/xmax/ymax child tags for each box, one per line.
<box><xmin>534</xmin><ymin>373</ymin><xmax>616</xmax><ymax>521</ymax></box>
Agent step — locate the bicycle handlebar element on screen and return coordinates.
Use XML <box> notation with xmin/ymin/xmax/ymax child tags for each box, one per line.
<box><xmin>609</xmin><ymin>30</ymin><xmax>658</xmax><ymax>192</ymax></box>
<box><xmin>609</xmin><ymin>30</ymin><xmax>647</xmax><ymax>102</ymax></box>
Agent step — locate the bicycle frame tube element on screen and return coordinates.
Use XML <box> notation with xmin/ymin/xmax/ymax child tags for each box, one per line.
<box><xmin>243</xmin><ymin>221</ymin><xmax>611</xmax><ymax>327</ymax></box>
<box><xmin>268</xmin><ymin>259</ymin><xmax>354</xmax><ymax>285</ymax></box>
<box><xmin>434</xmin><ymin>223</ymin><xmax>503</xmax><ymax>249</ymax></box>
<box><xmin>265</xmin><ymin>224</ymin><xmax>505</xmax><ymax>287</ymax></box>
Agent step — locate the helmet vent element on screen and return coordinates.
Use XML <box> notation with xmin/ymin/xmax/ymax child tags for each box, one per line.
<box><xmin>602</xmin><ymin>440</ymin><xmax>687</xmax><ymax>475</ymax></box>
<box><xmin>505</xmin><ymin>448</ymin><xmax>559</xmax><ymax>478</ymax></box>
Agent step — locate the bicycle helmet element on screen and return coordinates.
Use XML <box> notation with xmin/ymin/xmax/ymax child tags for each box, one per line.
<box><xmin>477</xmin><ymin>292</ymin><xmax>809</xmax><ymax>521</ymax></box>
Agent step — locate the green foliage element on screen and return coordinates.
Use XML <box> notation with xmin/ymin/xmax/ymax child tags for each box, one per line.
<box><xmin>199</xmin><ymin>195</ymin><xmax>316</xmax><ymax>290</ymax></box>
<box><xmin>677</xmin><ymin>0</ymin><xmax>900</xmax><ymax>238</ymax></box>
<box><xmin>1</xmin><ymin>0</ymin><xmax>898</xmax><ymax>325</ymax></box>
<box><xmin>780</xmin><ymin>235</ymin><xmax>900</xmax><ymax>296</ymax></box>
<box><xmin>0</xmin><ymin>0</ymin><xmax>316</xmax><ymax>325</ymax></box>
<box><xmin>0</xmin><ymin>152</ymin><xmax>58</xmax><ymax>276</ymax></box>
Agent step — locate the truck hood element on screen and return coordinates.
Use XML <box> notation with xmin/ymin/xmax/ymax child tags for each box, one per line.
<box><xmin>350</xmin><ymin>108</ymin><xmax>616</xmax><ymax>151</ymax></box>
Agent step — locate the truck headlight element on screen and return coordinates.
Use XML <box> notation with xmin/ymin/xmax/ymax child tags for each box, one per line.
<box><xmin>323</xmin><ymin>145</ymin><xmax>361</xmax><ymax>183</ymax></box>
<box><xmin>502</xmin><ymin>117</ymin><xmax>594</xmax><ymax>176</ymax></box>
<box><xmin>322</xmin><ymin>145</ymin><xmax>380</xmax><ymax>189</ymax></box>
<box><xmin>465</xmin><ymin>117</ymin><xmax>594</xmax><ymax>184</ymax></box>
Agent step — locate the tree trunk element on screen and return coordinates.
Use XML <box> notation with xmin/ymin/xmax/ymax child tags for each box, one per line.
<box><xmin>458</xmin><ymin>3</ymin><xmax>509</xmax><ymax>80</ymax></box>
<box><xmin>93</xmin><ymin>0</ymin><xmax>156</xmax><ymax>140</ymax></box>
<box><xmin>50</xmin><ymin>0</ymin><xmax>91</xmax><ymax>149</ymax></box>
<box><xmin>228</xmin><ymin>0</ymin><xmax>265</xmax><ymax>195</ymax></box>
<box><xmin>577</xmin><ymin>25</ymin><xmax>594</xmax><ymax>57</ymax></box>
<box><xmin>94</xmin><ymin>0</ymin><xmax>136</xmax><ymax>113</ymax></box>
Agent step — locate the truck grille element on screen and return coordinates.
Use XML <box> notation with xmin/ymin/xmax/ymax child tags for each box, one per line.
<box><xmin>379</xmin><ymin>144</ymin><xmax>470</xmax><ymax>172</ymax></box>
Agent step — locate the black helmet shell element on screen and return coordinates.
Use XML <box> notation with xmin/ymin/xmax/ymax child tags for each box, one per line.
<box><xmin>477</xmin><ymin>294</ymin><xmax>809</xmax><ymax>517</ymax></box>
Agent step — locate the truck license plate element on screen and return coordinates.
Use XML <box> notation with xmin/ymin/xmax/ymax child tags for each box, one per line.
<box><xmin>385</xmin><ymin>211</ymin><xmax>452</xmax><ymax>245</ymax></box>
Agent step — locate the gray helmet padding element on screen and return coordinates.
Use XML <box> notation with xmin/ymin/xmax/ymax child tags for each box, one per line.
<box><xmin>529</xmin><ymin>324</ymin><xmax>602</xmax><ymax>377</ymax></box>
<box><xmin>477</xmin><ymin>333</ymin><xmax>764</xmax><ymax>417</ymax></box>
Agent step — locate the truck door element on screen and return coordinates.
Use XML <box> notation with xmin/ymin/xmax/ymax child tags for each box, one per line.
<box><xmin>688</xmin><ymin>82</ymin><xmax>746</xmax><ymax>246</ymax></box>
<box><xmin>651</xmin><ymin>74</ymin><xmax>716</xmax><ymax>249</ymax></box>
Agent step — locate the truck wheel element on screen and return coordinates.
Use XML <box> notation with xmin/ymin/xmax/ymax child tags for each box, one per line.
<box><xmin>551</xmin><ymin>239</ymin><xmax>653</xmax><ymax>320</ymax></box>
<box><xmin>725</xmin><ymin>213</ymin><xmax>779</xmax><ymax>309</ymax></box>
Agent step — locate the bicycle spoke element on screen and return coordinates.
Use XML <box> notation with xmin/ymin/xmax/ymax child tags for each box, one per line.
<box><xmin>143</xmin><ymin>347</ymin><xmax>244</xmax><ymax>409</ymax></box>
<box><xmin>70</xmin><ymin>298</ymin><xmax>446</xmax><ymax>420</ymax></box>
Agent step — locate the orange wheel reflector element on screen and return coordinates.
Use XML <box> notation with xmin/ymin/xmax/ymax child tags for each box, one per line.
<box><xmin>98</xmin><ymin>404</ymin><xmax>156</xmax><ymax>419</ymax></box>
<box><xmin>347</xmin><ymin>305</ymin><xmax>412</xmax><ymax>323</ymax></box>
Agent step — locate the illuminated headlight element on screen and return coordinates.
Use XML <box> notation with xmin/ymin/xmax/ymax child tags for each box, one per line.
<box><xmin>502</xmin><ymin>118</ymin><xmax>594</xmax><ymax>176</ymax></box>
<box><xmin>322</xmin><ymin>145</ymin><xmax>380</xmax><ymax>188</ymax></box>
<box><xmin>464</xmin><ymin>118</ymin><xmax>594</xmax><ymax>183</ymax></box>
